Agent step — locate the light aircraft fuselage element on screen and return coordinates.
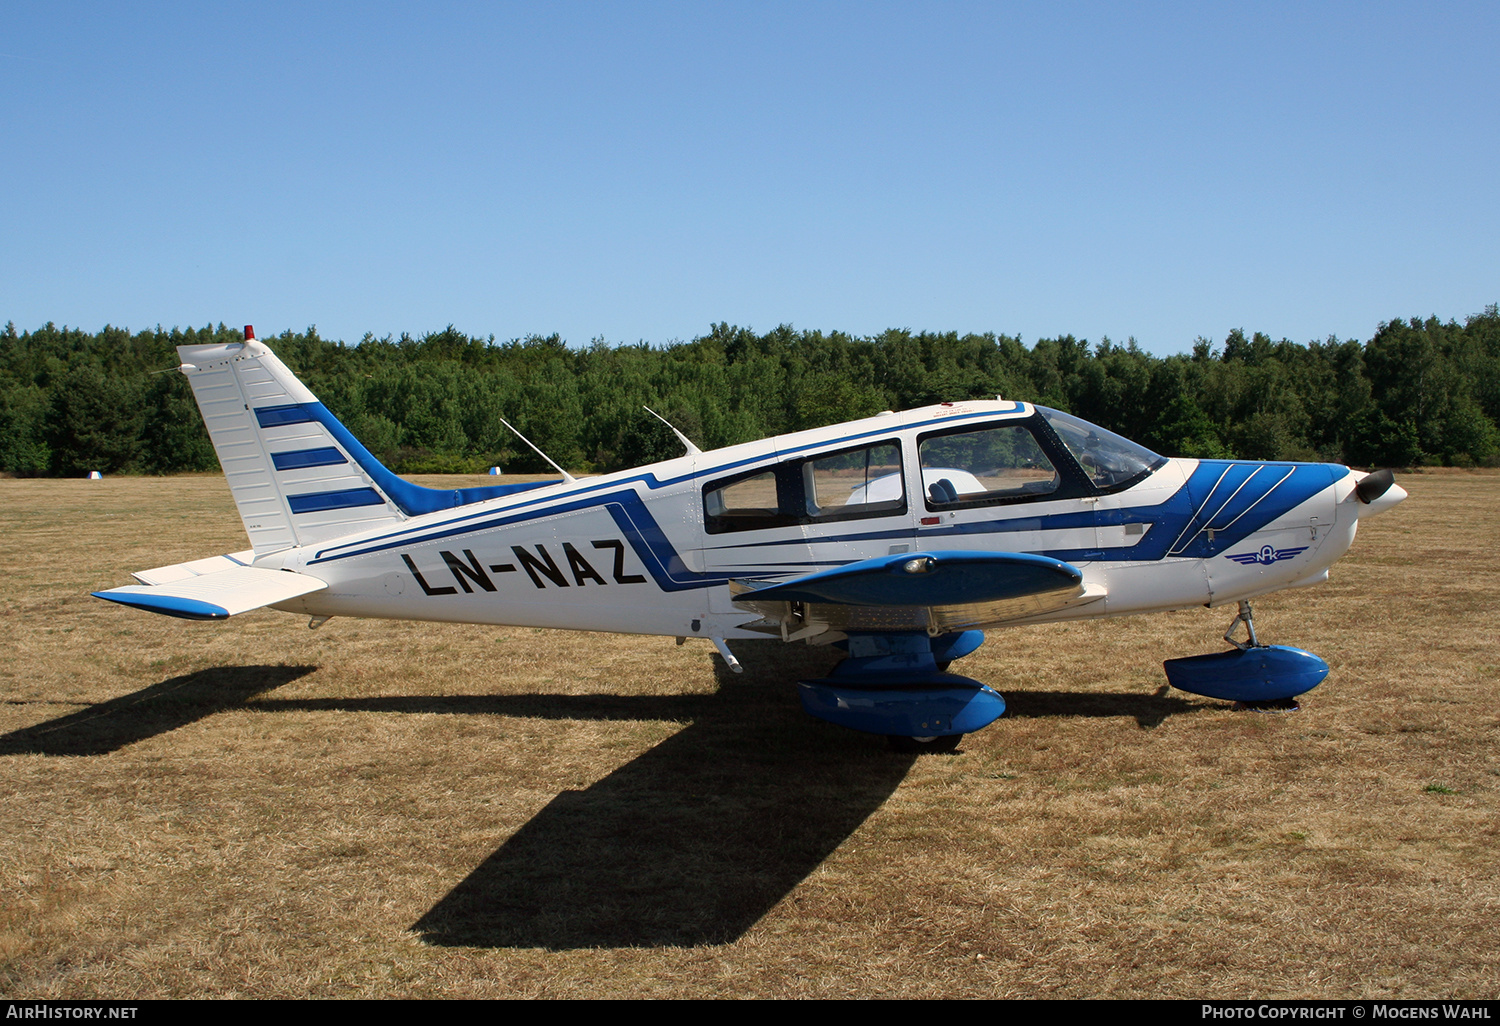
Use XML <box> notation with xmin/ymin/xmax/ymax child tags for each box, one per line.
<box><xmin>257</xmin><ymin>402</ymin><xmax>1379</xmax><ymax>637</ymax></box>
<box><xmin>94</xmin><ymin>333</ymin><xmax>1406</xmax><ymax>747</ymax></box>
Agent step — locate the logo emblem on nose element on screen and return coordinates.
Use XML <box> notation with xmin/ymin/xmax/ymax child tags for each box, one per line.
<box><xmin>1227</xmin><ymin>545</ymin><xmax>1309</xmax><ymax>566</ymax></box>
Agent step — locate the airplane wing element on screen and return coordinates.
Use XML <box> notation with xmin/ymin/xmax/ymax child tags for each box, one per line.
<box><xmin>732</xmin><ymin>550</ymin><xmax>1103</xmax><ymax>634</ymax></box>
<box><xmin>93</xmin><ymin>560</ymin><xmax>327</xmax><ymax>621</ymax></box>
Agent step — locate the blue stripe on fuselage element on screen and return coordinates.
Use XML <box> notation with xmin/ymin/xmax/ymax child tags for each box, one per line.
<box><xmin>307</xmin><ymin>489</ymin><xmax>757</xmax><ymax>591</ymax></box>
<box><xmin>703</xmin><ymin>462</ymin><xmax>1341</xmax><ymax>564</ymax></box>
<box><xmin>302</xmin><ymin>460</ymin><xmax>1344</xmax><ymax>597</ymax></box>
<box><xmin>1167</xmin><ymin>462</ymin><xmax>1340</xmax><ymax>558</ymax></box>
<box><xmin>911</xmin><ymin>462</ymin><xmax>1339</xmax><ymax>564</ymax></box>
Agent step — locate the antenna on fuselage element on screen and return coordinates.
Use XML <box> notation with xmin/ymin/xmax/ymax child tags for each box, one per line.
<box><xmin>643</xmin><ymin>406</ymin><xmax>702</xmax><ymax>456</ymax></box>
<box><xmin>499</xmin><ymin>417</ymin><xmax>577</xmax><ymax>485</ymax></box>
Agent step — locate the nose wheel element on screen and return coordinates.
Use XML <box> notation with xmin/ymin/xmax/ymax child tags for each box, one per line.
<box><xmin>1162</xmin><ymin>599</ymin><xmax>1330</xmax><ymax>705</ymax></box>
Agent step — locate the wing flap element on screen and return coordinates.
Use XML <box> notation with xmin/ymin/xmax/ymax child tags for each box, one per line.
<box><xmin>928</xmin><ymin>579</ymin><xmax>1106</xmax><ymax>631</ymax></box>
<box><xmin>732</xmin><ymin>550</ymin><xmax>1096</xmax><ymax>631</ymax></box>
<box><xmin>93</xmin><ymin>566</ymin><xmax>327</xmax><ymax>621</ymax></box>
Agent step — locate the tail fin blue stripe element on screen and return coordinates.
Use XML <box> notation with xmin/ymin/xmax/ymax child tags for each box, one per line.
<box><xmin>271</xmin><ymin>447</ymin><xmax>348</xmax><ymax>471</ymax></box>
<box><xmin>249</xmin><ymin>399</ymin><xmax>562</xmax><ymax>518</ymax></box>
<box><xmin>254</xmin><ymin>404</ymin><xmax>316</xmax><ymax>427</ymax></box>
<box><xmin>295</xmin><ymin>402</ymin><xmax>558</xmax><ymax>516</ymax></box>
<box><xmin>287</xmin><ymin>487</ymin><xmax>386</xmax><ymax>514</ymax></box>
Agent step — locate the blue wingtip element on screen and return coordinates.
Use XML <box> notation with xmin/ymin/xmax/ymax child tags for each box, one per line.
<box><xmin>92</xmin><ymin>590</ymin><xmax>230</xmax><ymax>621</ymax></box>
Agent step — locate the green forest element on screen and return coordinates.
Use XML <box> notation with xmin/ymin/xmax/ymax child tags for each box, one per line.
<box><xmin>3</xmin><ymin>308</ymin><xmax>1498</xmax><ymax>477</ymax></box>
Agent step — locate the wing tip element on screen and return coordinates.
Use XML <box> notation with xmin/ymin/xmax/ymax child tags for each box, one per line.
<box><xmin>91</xmin><ymin>589</ymin><xmax>231</xmax><ymax>621</ymax></box>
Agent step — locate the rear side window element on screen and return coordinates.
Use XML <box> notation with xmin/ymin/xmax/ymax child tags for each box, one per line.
<box><xmin>703</xmin><ymin>439</ymin><xmax>906</xmax><ymax>533</ymax></box>
<box><xmin>803</xmin><ymin>441</ymin><xmax>904</xmax><ymax>518</ymax></box>
<box><xmin>704</xmin><ymin>470</ymin><xmax>778</xmax><ymax>518</ymax></box>
<box><xmin>703</xmin><ymin>469</ymin><xmax>795</xmax><ymax>533</ymax></box>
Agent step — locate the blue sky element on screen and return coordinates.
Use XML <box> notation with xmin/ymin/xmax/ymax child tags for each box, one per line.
<box><xmin>2</xmin><ymin>2</ymin><xmax>1496</xmax><ymax>354</ymax></box>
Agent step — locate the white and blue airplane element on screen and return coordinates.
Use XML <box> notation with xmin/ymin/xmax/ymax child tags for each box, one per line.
<box><xmin>94</xmin><ymin>328</ymin><xmax>1407</xmax><ymax>751</ymax></box>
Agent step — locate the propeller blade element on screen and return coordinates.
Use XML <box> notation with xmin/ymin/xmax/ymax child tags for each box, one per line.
<box><xmin>1355</xmin><ymin>468</ymin><xmax>1395</xmax><ymax>504</ymax></box>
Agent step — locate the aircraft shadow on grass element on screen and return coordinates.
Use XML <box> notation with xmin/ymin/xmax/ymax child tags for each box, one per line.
<box><xmin>1</xmin><ymin>643</ymin><xmax>1204</xmax><ymax>949</ymax></box>
<box><xmin>1001</xmin><ymin>686</ymin><xmax>1203</xmax><ymax>729</ymax></box>
<box><xmin>407</xmin><ymin>646</ymin><xmax>895</xmax><ymax>949</ymax></box>
<box><xmin>0</xmin><ymin>664</ymin><xmax>317</xmax><ymax>756</ymax></box>
<box><xmin>399</xmin><ymin>644</ymin><xmax>1207</xmax><ymax>951</ymax></box>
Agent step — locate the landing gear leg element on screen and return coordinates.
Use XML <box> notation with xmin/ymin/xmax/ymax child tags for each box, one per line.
<box><xmin>1223</xmin><ymin>600</ymin><xmax>1261</xmax><ymax>651</ymax></box>
<box><xmin>1219</xmin><ymin>600</ymin><xmax>1301</xmax><ymax>711</ymax></box>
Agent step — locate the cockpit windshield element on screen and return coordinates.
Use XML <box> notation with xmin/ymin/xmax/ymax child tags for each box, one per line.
<box><xmin>1038</xmin><ymin>407</ymin><xmax>1165</xmax><ymax>490</ymax></box>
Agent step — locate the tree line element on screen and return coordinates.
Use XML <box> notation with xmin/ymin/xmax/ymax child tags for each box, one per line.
<box><xmin>2</xmin><ymin>308</ymin><xmax>1497</xmax><ymax>477</ymax></box>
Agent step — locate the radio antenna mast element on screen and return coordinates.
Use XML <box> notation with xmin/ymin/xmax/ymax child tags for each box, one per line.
<box><xmin>643</xmin><ymin>407</ymin><xmax>702</xmax><ymax>456</ymax></box>
<box><xmin>499</xmin><ymin>417</ymin><xmax>577</xmax><ymax>484</ymax></box>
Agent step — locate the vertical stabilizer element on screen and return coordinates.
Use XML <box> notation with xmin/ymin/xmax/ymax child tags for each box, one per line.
<box><xmin>177</xmin><ymin>335</ymin><xmax>405</xmax><ymax>552</ymax></box>
<box><xmin>177</xmin><ymin>329</ymin><xmax>558</xmax><ymax>555</ymax></box>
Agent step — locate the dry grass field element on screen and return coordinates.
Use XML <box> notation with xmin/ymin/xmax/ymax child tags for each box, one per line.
<box><xmin>1</xmin><ymin>471</ymin><xmax>1496</xmax><ymax>999</ymax></box>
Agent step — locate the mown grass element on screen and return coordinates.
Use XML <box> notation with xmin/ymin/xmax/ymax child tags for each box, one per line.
<box><xmin>1</xmin><ymin>470</ymin><xmax>1496</xmax><ymax>998</ymax></box>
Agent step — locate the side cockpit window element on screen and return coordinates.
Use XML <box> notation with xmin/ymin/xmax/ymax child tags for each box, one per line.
<box><xmin>704</xmin><ymin>470</ymin><xmax>778</xmax><ymax>519</ymax></box>
<box><xmin>704</xmin><ymin>439</ymin><xmax>905</xmax><ymax>534</ymax></box>
<box><xmin>919</xmin><ymin>423</ymin><xmax>1061</xmax><ymax>508</ymax></box>
<box><xmin>803</xmin><ymin>441</ymin><xmax>904</xmax><ymax>518</ymax></box>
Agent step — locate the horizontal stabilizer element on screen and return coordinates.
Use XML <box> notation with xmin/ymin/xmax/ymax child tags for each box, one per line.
<box><xmin>93</xmin><ymin>566</ymin><xmax>327</xmax><ymax>621</ymax></box>
<box><xmin>130</xmin><ymin>550</ymin><xmax>257</xmax><ymax>586</ymax></box>
<box><xmin>734</xmin><ymin>550</ymin><xmax>1092</xmax><ymax>631</ymax></box>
